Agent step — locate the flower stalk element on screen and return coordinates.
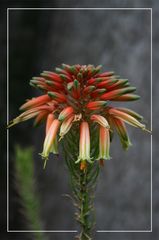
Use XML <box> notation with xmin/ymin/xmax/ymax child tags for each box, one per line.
<box><xmin>77</xmin><ymin>169</ymin><xmax>94</xmax><ymax>240</ymax></box>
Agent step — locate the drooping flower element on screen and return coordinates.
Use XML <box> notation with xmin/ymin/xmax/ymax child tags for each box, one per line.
<box><xmin>59</xmin><ymin>114</ymin><xmax>75</xmax><ymax>140</ymax></box>
<box><xmin>110</xmin><ymin>117</ymin><xmax>132</xmax><ymax>150</ymax></box>
<box><xmin>41</xmin><ymin>119</ymin><xmax>60</xmax><ymax>168</ymax></box>
<box><xmin>8</xmin><ymin>64</ymin><xmax>150</xmax><ymax>169</ymax></box>
<box><xmin>46</xmin><ymin>113</ymin><xmax>55</xmax><ymax>134</ymax></box>
<box><xmin>76</xmin><ymin>121</ymin><xmax>92</xmax><ymax>168</ymax></box>
<box><xmin>45</xmin><ymin>113</ymin><xmax>59</xmax><ymax>157</ymax></box>
<box><xmin>108</xmin><ymin>108</ymin><xmax>146</xmax><ymax>130</ymax></box>
<box><xmin>97</xmin><ymin>126</ymin><xmax>111</xmax><ymax>161</ymax></box>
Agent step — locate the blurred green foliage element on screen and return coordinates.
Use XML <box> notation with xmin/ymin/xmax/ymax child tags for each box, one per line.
<box><xmin>15</xmin><ymin>145</ymin><xmax>46</xmax><ymax>240</ymax></box>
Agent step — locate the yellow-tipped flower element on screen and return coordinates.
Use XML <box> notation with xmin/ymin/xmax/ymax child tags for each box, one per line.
<box><xmin>97</xmin><ymin>126</ymin><xmax>111</xmax><ymax>162</ymax></box>
<box><xmin>45</xmin><ymin>113</ymin><xmax>58</xmax><ymax>156</ymax></box>
<box><xmin>59</xmin><ymin>115</ymin><xmax>75</xmax><ymax>140</ymax></box>
<box><xmin>76</xmin><ymin>121</ymin><xmax>92</xmax><ymax>166</ymax></box>
<box><xmin>41</xmin><ymin>119</ymin><xmax>60</xmax><ymax>167</ymax></box>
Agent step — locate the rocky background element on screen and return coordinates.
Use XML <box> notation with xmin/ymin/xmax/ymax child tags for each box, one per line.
<box><xmin>1</xmin><ymin>0</ymin><xmax>159</xmax><ymax>240</ymax></box>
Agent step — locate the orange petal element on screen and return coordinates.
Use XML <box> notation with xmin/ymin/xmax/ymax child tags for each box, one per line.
<box><xmin>100</xmin><ymin>87</ymin><xmax>136</xmax><ymax>100</ymax></box>
<box><xmin>86</xmin><ymin>101</ymin><xmax>107</xmax><ymax>110</ymax></box>
<box><xmin>20</xmin><ymin>95</ymin><xmax>51</xmax><ymax>110</ymax></box>
<box><xmin>111</xmin><ymin>94</ymin><xmax>140</xmax><ymax>101</ymax></box>
<box><xmin>46</xmin><ymin>113</ymin><xmax>55</xmax><ymax>134</ymax></box>
<box><xmin>42</xmin><ymin>119</ymin><xmax>60</xmax><ymax>160</ymax></box>
<box><xmin>58</xmin><ymin>106</ymin><xmax>74</xmax><ymax>121</ymax></box>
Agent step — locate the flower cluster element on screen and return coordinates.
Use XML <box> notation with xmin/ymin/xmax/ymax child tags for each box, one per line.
<box><xmin>9</xmin><ymin>64</ymin><xmax>149</xmax><ymax>170</ymax></box>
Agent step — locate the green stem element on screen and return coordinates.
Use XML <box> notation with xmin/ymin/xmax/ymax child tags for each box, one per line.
<box><xmin>62</xmin><ymin>130</ymin><xmax>100</xmax><ymax>240</ymax></box>
<box><xmin>78</xmin><ymin>170</ymin><xmax>92</xmax><ymax>240</ymax></box>
<box><xmin>72</xmin><ymin>164</ymin><xmax>99</xmax><ymax>240</ymax></box>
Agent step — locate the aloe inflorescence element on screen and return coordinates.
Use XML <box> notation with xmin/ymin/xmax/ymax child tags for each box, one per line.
<box><xmin>8</xmin><ymin>64</ymin><xmax>150</xmax><ymax>239</ymax></box>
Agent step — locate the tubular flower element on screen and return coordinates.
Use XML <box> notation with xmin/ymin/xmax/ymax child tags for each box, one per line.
<box><xmin>86</xmin><ymin>101</ymin><xmax>107</xmax><ymax>110</ymax></box>
<box><xmin>97</xmin><ymin>126</ymin><xmax>111</xmax><ymax>161</ymax></box>
<box><xmin>45</xmin><ymin>113</ymin><xmax>58</xmax><ymax>158</ymax></box>
<box><xmin>59</xmin><ymin>114</ymin><xmax>75</xmax><ymax>140</ymax></box>
<box><xmin>41</xmin><ymin>119</ymin><xmax>60</xmax><ymax>168</ymax></box>
<box><xmin>77</xmin><ymin>121</ymin><xmax>92</xmax><ymax>165</ymax></box>
<box><xmin>20</xmin><ymin>95</ymin><xmax>51</xmax><ymax>110</ymax></box>
<box><xmin>46</xmin><ymin>113</ymin><xmax>55</xmax><ymax>134</ymax></box>
<box><xmin>8</xmin><ymin>64</ymin><xmax>150</xmax><ymax>169</ymax></box>
<box><xmin>111</xmin><ymin>117</ymin><xmax>132</xmax><ymax>150</ymax></box>
<box><xmin>108</xmin><ymin>108</ymin><xmax>146</xmax><ymax>130</ymax></box>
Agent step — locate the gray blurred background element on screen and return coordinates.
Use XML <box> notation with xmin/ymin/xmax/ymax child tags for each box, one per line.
<box><xmin>1</xmin><ymin>0</ymin><xmax>159</xmax><ymax>240</ymax></box>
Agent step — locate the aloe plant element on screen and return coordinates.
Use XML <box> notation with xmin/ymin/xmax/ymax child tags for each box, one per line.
<box><xmin>9</xmin><ymin>64</ymin><xmax>150</xmax><ymax>239</ymax></box>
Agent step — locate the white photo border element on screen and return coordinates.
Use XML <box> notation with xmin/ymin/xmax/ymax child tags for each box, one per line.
<box><xmin>7</xmin><ymin>7</ymin><xmax>152</xmax><ymax>233</ymax></box>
